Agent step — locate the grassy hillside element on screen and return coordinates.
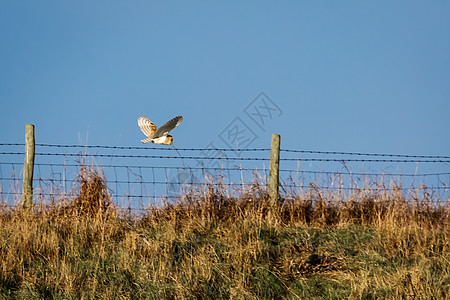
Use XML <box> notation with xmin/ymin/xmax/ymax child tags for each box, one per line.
<box><xmin>0</xmin><ymin>167</ymin><xmax>449</xmax><ymax>299</ymax></box>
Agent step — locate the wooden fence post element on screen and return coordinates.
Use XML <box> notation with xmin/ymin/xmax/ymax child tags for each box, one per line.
<box><xmin>268</xmin><ymin>134</ymin><xmax>280</xmax><ymax>206</ymax></box>
<box><xmin>22</xmin><ymin>124</ymin><xmax>35</xmax><ymax>210</ymax></box>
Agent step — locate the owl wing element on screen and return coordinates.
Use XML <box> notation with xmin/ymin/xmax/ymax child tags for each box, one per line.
<box><xmin>138</xmin><ymin>116</ymin><xmax>158</xmax><ymax>138</ymax></box>
<box><xmin>152</xmin><ymin>116</ymin><xmax>183</xmax><ymax>138</ymax></box>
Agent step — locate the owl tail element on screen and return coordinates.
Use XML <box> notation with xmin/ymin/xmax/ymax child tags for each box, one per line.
<box><xmin>141</xmin><ymin>137</ymin><xmax>153</xmax><ymax>143</ymax></box>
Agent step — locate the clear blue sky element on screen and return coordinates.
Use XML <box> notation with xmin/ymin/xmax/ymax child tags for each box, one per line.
<box><xmin>1</xmin><ymin>1</ymin><xmax>449</xmax><ymax>155</ymax></box>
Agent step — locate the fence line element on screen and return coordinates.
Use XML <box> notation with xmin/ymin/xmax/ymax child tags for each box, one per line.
<box><xmin>1</xmin><ymin>162</ymin><xmax>449</xmax><ymax>178</ymax></box>
<box><xmin>280</xmin><ymin>148</ymin><xmax>450</xmax><ymax>159</ymax></box>
<box><xmin>1</xmin><ymin>143</ymin><xmax>450</xmax><ymax>159</ymax></box>
<box><xmin>2</xmin><ymin>152</ymin><xmax>449</xmax><ymax>163</ymax></box>
<box><xmin>4</xmin><ymin>176</ymin><xmax>447</xmax><ymax>190</ymax></box>
<box><xmin>1</xmin><ymin>132</ymin><xmax>449</xmax><ymax>211</ymax></box>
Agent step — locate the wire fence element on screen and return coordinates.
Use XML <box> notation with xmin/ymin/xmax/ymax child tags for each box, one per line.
<box><xmin>1</xmin><ymin>143</ymin><xmax>449</xmax><ymax>211</ymax></box>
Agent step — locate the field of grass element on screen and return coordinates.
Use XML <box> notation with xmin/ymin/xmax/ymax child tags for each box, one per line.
<box><xmin>0</xmin><ymin>167</ymin><xmax>449</xmax><ymax>299</ymax></box>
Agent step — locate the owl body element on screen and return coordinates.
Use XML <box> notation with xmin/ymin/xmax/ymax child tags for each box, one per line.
<box><xmin>138</xmin><ymin>115</ymin><xmax>182</xmax><ymax>145</ymax></box>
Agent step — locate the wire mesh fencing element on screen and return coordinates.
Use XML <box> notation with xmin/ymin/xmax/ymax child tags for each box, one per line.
<box><xmin>1</xmin><ymin>143</ymin><xmax>449</xmax><ymax>212</ymax></box>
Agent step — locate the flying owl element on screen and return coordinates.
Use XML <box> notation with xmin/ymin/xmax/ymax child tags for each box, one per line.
<box><xmin>138</xmin><ymin>115</ymin><xmax>183</xmax><ymax>145</ymax></box>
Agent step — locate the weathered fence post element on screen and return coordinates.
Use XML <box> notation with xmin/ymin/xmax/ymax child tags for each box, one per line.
<box><xmin>22</xmin><ymin>124</ymin><xmax>35</xmax><ymax>210</ymax></box>
<box><xmin>268</xmin><ymin>134</ymin><xmax>280</xmax><ymax>206</ymax></box>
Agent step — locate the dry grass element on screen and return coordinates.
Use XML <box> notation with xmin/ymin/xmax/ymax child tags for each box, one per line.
<box><xmin>0</xmin><ymin>167</ymin><xmax>449</xmax><ymax>299</ymax></box>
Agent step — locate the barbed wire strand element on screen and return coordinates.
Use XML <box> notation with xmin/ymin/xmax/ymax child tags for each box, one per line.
<box><xmin>0</xmin><ymin>143</ymin><xmax>270</xmax><ymax>152</ymax></box>
<box><xmin>1</xmin><ymin>152</ymin><xmax>449</xmax><ymax>163</ymax></box>
<box><xmin>280</xmin><ymin>149</ymin><xmax>450</xmax><ymax>159</ymax></box>
<box><xmin>1</xmin><ymin>143</ymin><xmax>449</xmax><ymax>159</ymax></box>
<box><xmin>1</xmin><ymin>184</ymin><xmax>448</xmax><ymax>198</ymax></box>
<box><xmin>1</xmin><ymin>161</ymin><xmax>449</xmax><ymax>177</ymax></box>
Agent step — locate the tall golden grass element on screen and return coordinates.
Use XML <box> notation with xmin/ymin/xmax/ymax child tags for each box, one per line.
<box><xmin>0</xmin><ymin>166</ymin><xmax>448</xmax><ymax>299</ymax></box>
